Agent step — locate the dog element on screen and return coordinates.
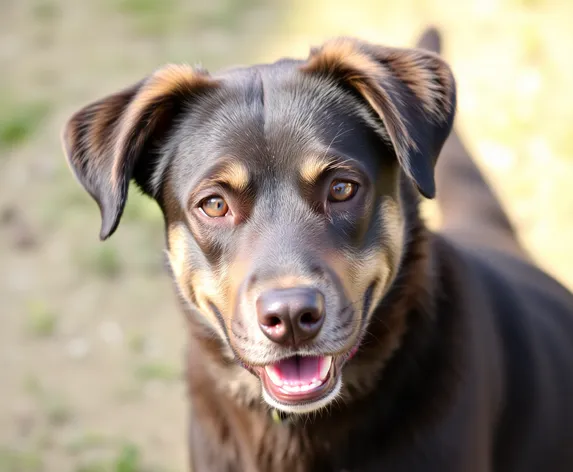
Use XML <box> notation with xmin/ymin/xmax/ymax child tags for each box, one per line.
<box><xmin>61</xmin><ymin>27</ymin><xmax>573</xmax><ymax>471</ymax></box>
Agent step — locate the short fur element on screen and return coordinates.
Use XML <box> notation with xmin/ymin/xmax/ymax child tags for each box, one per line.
<box><xmin>62</xmin><ymin>27</ymin><xmax>573</xmax><ymax>471</ymax></box>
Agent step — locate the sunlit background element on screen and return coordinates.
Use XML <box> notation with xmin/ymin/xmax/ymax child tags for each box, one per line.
<box><xmin>1</xmin><ymin>0</ymin><xmax>573</xmax><ymax>470</ymax></box>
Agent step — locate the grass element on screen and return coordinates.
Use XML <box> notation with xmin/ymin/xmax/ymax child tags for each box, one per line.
<box><xmin>73</xmin><ymin>442</ymin><xmax>156</xmax><ymax>472</ymax></box>
<box><xmin>44</xmin><ymin>393</ymin><xmax>73</xmax><ymax>426</ymax></box>
<box><xmin>114</xmin><ymin>0</ymin><xmax>178</xmax><ymax>36</ymax></box>
<box><xmin>0</xmin><ymin>100</ymin><xmax>50</xmax><ymax>150</ymax></box>
<box><xmin>134</xmin><ymin>361</ymin><xmax>180</xmax><ymax>383</ymax></box>
<box><xmin>66</xmin><ymin>433</ymin><xmax>112</xmax><ymax>455</ymax></box>
<box><xmin>112</xmin><ymin>0</ymin><xmax>268</xmax><ymax>37</ymax></box>
<box><xmin>25</xmin><ymin>301</ymin><xmax>58</xmax><ymax>338</ymax></box>
<box><xmin>23</xmin><ymin>374</ymin><xmax>43</xmax><ymax>396</ymax></box>
<box><xmin>38</xmin><ymin>173</ymin><xmax>94</xmax><ymax>229</ymax></box>
<box><xmin>198</xmin><ymin>0</ymin><xmax>264</xmax><ymax>31</ymax></box>
<box><xmin>122</xmin><ymin>188</ymin><xmax>162</xmax><ymax>226</ymax></box>
<box><xmin>116</xmin><ymin>0</ymin><xmax>173</xmax><ymax>16</ymax></box>
<box><xmin>0</xmin><ymin>446</ymin><xmax>43</xmax><ymax>472</ymax></box>
<box><xmin>114</xmin><ymin>444</ymin><xmax>141</xmax><ymax>472</ymax></box>
<box><xmin>31</xmin><ymin>0</ymin><xmax>60</xmax><ymax>20</ymax></box>
<box><xmin>22</xmin><ymin>376</ymin><xmax>73</xmax><ymax>427</ymax></box>
<box><xmin>78</xmin><ymin>245</ymin><xmax>123</xmax><ymax>278</ymax></box>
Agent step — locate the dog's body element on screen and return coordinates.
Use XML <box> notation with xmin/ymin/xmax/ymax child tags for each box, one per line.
<box><xmin>62</xmin><ymin>28</ymin><xmax>573</xmax><ymax>471</ymax></box>
<box><xmin>186</xmin><ymin>137</ymin><xmax>573</xmax><ymax>472</ymax></box>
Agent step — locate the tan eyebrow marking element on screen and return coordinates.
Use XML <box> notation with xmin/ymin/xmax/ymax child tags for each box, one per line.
<box><xmin>300</xmin><ymin>154</ymin><xmax>358</xmax><ymax>185</ymax></box>
<box><xmin>210</xmin><ymin>160</ymin><xmax>250</xmax><ymax>193</ymax></box>
<box><xmin>300</xmin><ymin>155</ymin><xmax>332</xmax><ymax>185</ymax></box>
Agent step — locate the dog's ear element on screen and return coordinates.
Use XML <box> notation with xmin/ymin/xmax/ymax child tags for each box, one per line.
<box><xmin>62</xmin><ymin>65</ymin><xmax>216</xmax><ymax>240</ymax></box>
<box><xmin>301</xmin><ymin>37</ymin><xmax>456</xmax><ymax>198</ymax></box>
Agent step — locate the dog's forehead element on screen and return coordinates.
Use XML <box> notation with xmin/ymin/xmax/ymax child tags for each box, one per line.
<box><xmin>166</xmin><ymin>61</ymin><xmax>383</xmax><ymax>199</ymax></box>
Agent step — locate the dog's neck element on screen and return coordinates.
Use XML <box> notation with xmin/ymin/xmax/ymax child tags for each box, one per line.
<box><xmin>182</xmin><ymin>182</ymin><xmax>461</xmax><ymax>471</ymax></box>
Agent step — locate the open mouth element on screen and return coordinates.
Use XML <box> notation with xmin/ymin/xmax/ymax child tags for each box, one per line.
<box><xmin>259</xmin><ymin>355</ymin><xmax>336</xmax><ymax>404</ymax></box>
<box><xmin>244</xmin><ymin>344</ymin><xmax>360</xmax><ymax>413</ymax></box>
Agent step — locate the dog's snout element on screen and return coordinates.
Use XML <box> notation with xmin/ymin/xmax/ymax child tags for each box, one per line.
<box><xmin>256</xmin><ymin>287</ymin><xmax>325</xmax><ymax>346</ymax></box>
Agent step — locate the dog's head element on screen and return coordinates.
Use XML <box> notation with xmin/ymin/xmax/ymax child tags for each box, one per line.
<box><xmin>62</xmin><ymin>38</ymin><xmax>455</xmax><ymax>415</ymax></box>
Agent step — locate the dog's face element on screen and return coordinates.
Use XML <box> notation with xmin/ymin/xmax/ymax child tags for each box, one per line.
<box><xmin>62</xmin><ymin>39</ymin><xmax>455</xmax><ymax>414</ymax></box>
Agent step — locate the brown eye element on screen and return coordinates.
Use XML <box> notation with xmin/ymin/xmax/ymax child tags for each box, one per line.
<box><xmin>328</xmin><ymin>180</ymin><xmax>358</xmax><ymax>202</ymax></box>
<box><xmin>200</xmin><ymin>196</ymin><xmax>229</xmax><ymax>217</ymax></box>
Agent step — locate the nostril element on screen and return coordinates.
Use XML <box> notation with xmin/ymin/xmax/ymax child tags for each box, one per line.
<box><xmin>300</xmin><ymin>311</ymin><xmax>318</xmax><ymax>326</ymax></box>
<box><xmin>266</xmin><ymin>315</ymin><xmax>282</xmax><ymax>327</ymax></box>
<box><xmin>257</xmin><ymin>288</ymin><xmax>325</xmax><ymax>345</ymax></box>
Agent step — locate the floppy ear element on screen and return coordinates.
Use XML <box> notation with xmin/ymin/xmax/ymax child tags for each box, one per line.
<box><xmin>62</xmin><ymin>65</ymin><xmax>217</xmax><ymax>240</ymax></box>
<box><xmin>301</xmin><ymin>37</ymin><xmax>456</xmax><ymax>198</ymax></box>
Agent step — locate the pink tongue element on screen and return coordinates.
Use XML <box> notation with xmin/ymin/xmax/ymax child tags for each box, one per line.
<box><xmin>275</xmin><ymin>356</ymin><xmax>320</xmax><ymax>385</ymax></box>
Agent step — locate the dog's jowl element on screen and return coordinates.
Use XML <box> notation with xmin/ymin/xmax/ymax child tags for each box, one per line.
<box><xmin>62</xmin><ymin>27</ymin><xmax>573</xmax><ymax>471</ymax></box>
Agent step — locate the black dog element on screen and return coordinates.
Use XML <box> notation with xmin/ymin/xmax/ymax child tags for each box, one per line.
<box><xmin>62</xmin><ymin>27</ymin><xmax>573</xmax><ymax>471</ymax></box>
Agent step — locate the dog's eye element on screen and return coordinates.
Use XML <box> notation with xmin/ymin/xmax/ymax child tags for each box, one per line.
<box><xmin>328</xmin><ymin>180</ymin><xmax>358</xmax><ymax>202</ymax></box>
<box><xmin>200</xmin><ymin>196</ymin><xmax>229</xmax><ymax>217</ymax></box>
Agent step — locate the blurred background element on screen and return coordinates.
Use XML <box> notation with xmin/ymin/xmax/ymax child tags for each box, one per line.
<box><xmin>1</xmin><ymin>0</ymin><xmax>573</xmax><ymax>470</ymax></box>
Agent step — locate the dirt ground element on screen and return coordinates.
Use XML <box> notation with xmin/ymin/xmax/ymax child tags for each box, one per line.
<box><xmin>1</xmin><ymin>0</ymin><xmax>573</xmax><ymax>470</ymax></box>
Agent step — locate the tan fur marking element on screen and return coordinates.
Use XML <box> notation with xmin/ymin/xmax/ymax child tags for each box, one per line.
<box><xmin>258</xmin><ymin>275</ymin><xmax>316</xmax><ymax>291</ymax></box>
<box><xmin>111</xmin><ymin>65</ymin><xmax>214</xmax><ymax>189</ymax></box>
<box><xmin>192</xmin><ymin>270</ymin><xmax>228</xmax><ymax>322</ymax></box>
<box><xmin>380</xmin><ymin>198</ymin><xmax>405</xmax><ymax>269</ymax></box>
<box><xmin>211</xmin><ymin>161</ymin><xmax>250</xmax><ymax>193</ymax></box>
<box><xmin>299</xmin><ymin>154</ymin><xmax>357</xmax><ymax>185</ymax></box>
<box><xmin>302</xmin><ymin>39</ymin><xmax>415</xmax><ymax>175</ymax></box>
<box><xmin>300</xmin><ymin>155</ymin><xmax>332</xmax><ymax>186</ymax></box>
<box><xmin>167</xmin><ymin>223</ymin><xmax>188</xmax><ymax>279</ymax></box>
<box><xmin>302</xmin><ymin>38</ymin><xmax>456</xmax><ymax>189</ymax></box>
<box><xmin>167</xmin><ymin>223</ymin><xmax>228</xmax><ymax>337</ymax></box>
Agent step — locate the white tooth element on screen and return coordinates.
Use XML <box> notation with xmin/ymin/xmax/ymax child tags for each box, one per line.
<box><xmin>264</xmin><ymin>366</ymin><xmax>283</xmax><ymax>387</ymax></box>
<box><xmin>319</xmin><ymin>356</ymin><xmax>333</xmax><ymax>381</ymax></box>
<box><xmin>283</xmin><ymin>385</ymin><xmax>301</xmax><ymax>393</ymax></box>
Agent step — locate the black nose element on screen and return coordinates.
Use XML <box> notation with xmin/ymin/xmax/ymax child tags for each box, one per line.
<box><xmin>256</xmin><ymin>287</ymin><xmax>325</xmax><ymax>346</ymax></box>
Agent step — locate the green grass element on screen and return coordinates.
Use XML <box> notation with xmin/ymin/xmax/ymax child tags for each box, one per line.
<box><xmin>114</xmin><ymin>444</ymin><xmax>141</xmax><ymax>472</ymax></box>
<box><xmin>0</xmin><ymin>100</ymin><xmax>50</xmax><ymax>150</ymax></box>
<box><xmin>198</xmin><ymin>0</ymin><xmax>263</xmax><ymax>31</ymax></box>
<box><xmin>78</xmin><ymin>245</ymin><xmax>123</xmax><ymax>278</ymax></box>
<box><xmin>114</xmin><ymin>0</ymin><xmax>178</xmax><ymax>36</ymax></box>
<box><xmin>66</xmin><ymin>432</ymin><xmax>112</xmax><ymax>455</ymax></box>
<box><xmin>25</xmin><ymin>301</ymin><xmax>58</xmax><ymax>338</ymax></box>
<box><xmin>69</xmin><ymin>436</ymin><xmax>174</xmax><ymax>471</ymax></box>
<box><xmin>44</xmin><ymin>393</ymin><xmax>73</xmax><ymax>426</ymax></box>
<box><xmin>31</xmin><ymin>0</ymin><xmax>61</xmax><ymax>20</ymax></box>
<box><xmin>22</xmin><ymin>376</ymin><xmax>73</xmax><ymax>427</ymax></box>
<box><xmin>74</xmin><ymin>442</ymin><xmax>150</xmax><ymax>472</ymax></box>
<box><xmin>0</xmin><ymin>446</ymin><xmax>43</xmax><ymax>472</ymax></box>
<box><xmin>22</xmin><ymin>374</ymin><xmax>43</xmax><ymax>396</ymax></box>
<box><xmin>112</xmin><ymin>0</ymin><xmax>268</xmax><ymax>37</ymax></box>
<box><xmin>38</xmin><ymin>173</ymin><xmax>95</xmax><ymax>229</ymax></box>
<box><xmin>122</xmin><ymin>188</ymin><xmax>162</xmax><ymax>226</ymax></box>
<box><xmin>116</xmin><ymin>0</ymin><xmax>173</xmax><ymax>16</ymax></box>
<box><xmin>134</xmin><ymin>361</ymin><xmax>180</xmax><ymax>383</ymax></box>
